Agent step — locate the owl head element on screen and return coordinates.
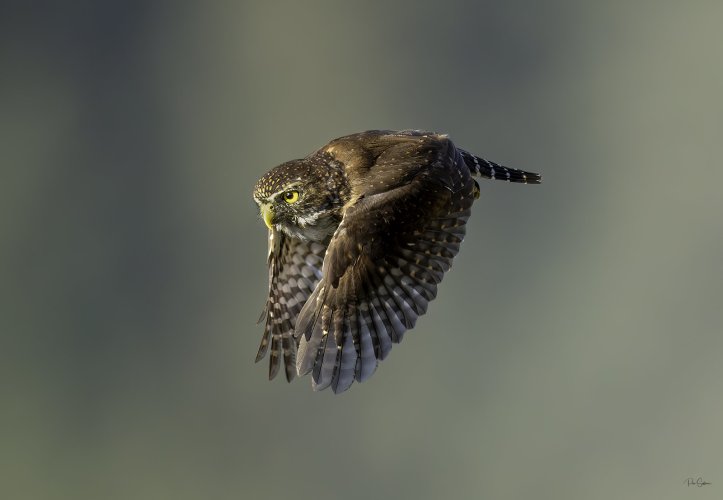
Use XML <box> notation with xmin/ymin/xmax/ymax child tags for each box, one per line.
<box><xmin>253</xmin><ymin>158</ymin><xmax>349</xmax><ymax>241</ymax></box>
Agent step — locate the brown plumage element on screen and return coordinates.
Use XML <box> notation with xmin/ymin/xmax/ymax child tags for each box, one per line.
<box><xmin>252</xmin><ymin>130</ymin><xmax>541</xmax><ymax>393</ymax></box>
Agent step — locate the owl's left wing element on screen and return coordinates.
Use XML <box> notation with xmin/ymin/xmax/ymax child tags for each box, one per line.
<box><xmin>256</xmin><ymin>228</ymin><xmax>326</xmax><ymax>381</ymax></box>
<box><xmin>295</xmin><ymin>142</ymin><xmax>476</xmax><ymax>393</ymax></box>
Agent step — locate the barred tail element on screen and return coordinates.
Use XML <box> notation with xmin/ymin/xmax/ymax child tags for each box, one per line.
<box><xmin>460</xmin><ymin>149</ymin><xmax>542</xmax><ymax>184</ymax></box>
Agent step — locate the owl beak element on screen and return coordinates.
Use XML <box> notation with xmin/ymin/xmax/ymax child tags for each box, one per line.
<box><xmin>260</xmin><ymin>204</ymin><xmax>274</xmax><ymax>229</ymax></box>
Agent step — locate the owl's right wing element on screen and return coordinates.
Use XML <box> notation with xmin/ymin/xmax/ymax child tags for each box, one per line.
<box><xmin>256</xmin><ymin>228</ymin><xmax>326</xmax><ymax>382</ymax></box>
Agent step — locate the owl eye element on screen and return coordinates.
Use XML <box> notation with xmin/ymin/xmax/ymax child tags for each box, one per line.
<box><xmin>283</xmin><ymin>190</ymin><xmax>300</xmax><ymax>203</ymax></box>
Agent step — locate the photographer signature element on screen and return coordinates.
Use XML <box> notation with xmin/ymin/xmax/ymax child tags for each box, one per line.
<box><xmin>685</xmin><ymin>477</ymin><xmax>711</xmax><ymax>487</ymax></box>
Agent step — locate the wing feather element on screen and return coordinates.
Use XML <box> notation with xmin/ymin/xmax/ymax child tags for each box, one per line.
<box><xmin>296</xmin><ymin>140</ymin><xmax>476</xmax><ymax>392</ymax></box>
<box><xmin>256</xmin><ymin>229</ymin><xmax>326</xmax><ymax>382</ymax></box>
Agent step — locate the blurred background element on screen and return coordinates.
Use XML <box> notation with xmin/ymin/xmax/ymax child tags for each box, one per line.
<box><xmin>2</xmin><ymin>1</ymin><xmax>722</xmax><ymax>499</ymax></box>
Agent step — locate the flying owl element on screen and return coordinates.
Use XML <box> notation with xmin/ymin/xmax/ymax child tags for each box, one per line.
<box><xmin>253</xmin><ymin>130</ymin><xmax>541</xmax><ymax>393</ymax></box>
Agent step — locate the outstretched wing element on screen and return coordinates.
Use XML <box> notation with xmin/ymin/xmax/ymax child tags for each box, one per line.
<box><xmin>256</xmin><ymin>228</ymin><xmax>326</xmax><ymax>382</ymax></box>
<box><xmin>295</xmin><ymin>137</ymin><xmax>476</xmax><ymax>393</ymax></box>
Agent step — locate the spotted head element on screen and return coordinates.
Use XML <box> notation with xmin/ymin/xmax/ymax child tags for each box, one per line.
<box><xmin>253</xmin><ymin>156</ymin><xmax>350</xmax><ymax>241</ymax></box>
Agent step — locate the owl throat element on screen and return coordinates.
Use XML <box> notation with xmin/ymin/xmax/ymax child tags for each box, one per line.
<box><xmin>278</xmin><ymin>210</ymin><xmax>340</xmax><ymax>242</ymax></box>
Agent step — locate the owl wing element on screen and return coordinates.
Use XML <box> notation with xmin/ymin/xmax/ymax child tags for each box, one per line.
<box><xmin>295</xmin><ymin>140</ymin><xmax>477</xmax><ymax>393</ymax></box>
<box><xmin>256</xmin><ymin>228</ymin><xmax>326</xmax><ymax>382</ymax></box>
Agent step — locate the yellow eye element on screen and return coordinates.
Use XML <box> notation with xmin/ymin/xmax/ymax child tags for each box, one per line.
<box><xmin>282</xmin><ymin>190</ymin><xmax>299</xmax><ymax>203</ymax></box>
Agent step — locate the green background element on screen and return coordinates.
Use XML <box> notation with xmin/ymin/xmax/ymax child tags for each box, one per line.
<box><xmin>2</xmin><ymin>1</ymin><xmax>722</xmax><ymax>499</ymax></box>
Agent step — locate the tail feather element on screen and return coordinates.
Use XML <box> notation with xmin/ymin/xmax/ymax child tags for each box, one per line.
<box><xmin>460</xmin><ymin>149</ymin><xmax>541</xmax><ymax>184</ymax></box>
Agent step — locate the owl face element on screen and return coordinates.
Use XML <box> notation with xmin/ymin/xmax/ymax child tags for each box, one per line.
<box><xmin>253</xmin><ymin>159</ymin><xmax>348</xmax><ymax>241</ymax></box>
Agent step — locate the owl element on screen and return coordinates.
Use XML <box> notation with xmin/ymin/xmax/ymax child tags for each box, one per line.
<box><xmin>253</xmin><ymin>130</ymin><xmax>540</xmax><ymax>393</ymax></box>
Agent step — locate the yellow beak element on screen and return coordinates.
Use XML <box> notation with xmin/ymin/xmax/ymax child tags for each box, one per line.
<box><xmin>261</xmin><ymin>204</ymin><xmax>274</xmax><ymax>229</ymax></box>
